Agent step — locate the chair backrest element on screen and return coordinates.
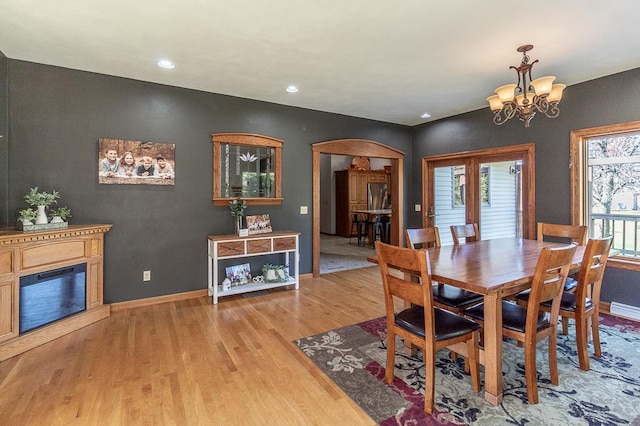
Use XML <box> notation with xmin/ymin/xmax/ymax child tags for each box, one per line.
<box><xmin>525</xmin><ymin>243</ymin><xmax>577</xmax><ymax>332</ymax></box>
<box><xmin>450</xmin><ymin>223</ymin><xmax>479</xmax><ymax>244</ymax></box>
<box><xmin>405</xmin><ymin>227</ymin><xmax>441</xmax><ymax>249</ymax></box>
<box><xmin>537</xmin><ymin>222</ymin><xmax>588</xmax><ymax>245</ymax></box>
<box><xmin>376</xmin><ymin>241</ymin><xmax>434</xmax><ymax>324</ymax></box>
<box><xmin>574</xmin><ymin>236</ymin><xmax>613</xmax><ymax>309</ymax></box>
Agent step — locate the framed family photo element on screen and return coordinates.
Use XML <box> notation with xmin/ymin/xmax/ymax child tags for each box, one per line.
<box><xmin>246</xmin><ymin>214</ymin><xmax>272</xmax><ymax>235</ymax></box>
<box><xmin>98</xmin><ymin>138</ymin><xmax>176</xmax><ymax>185</ymax></box>
<box><xmin>225</xmin><ymin>263</ymin><xmax>252</xmax><ymax>286</ymax></box>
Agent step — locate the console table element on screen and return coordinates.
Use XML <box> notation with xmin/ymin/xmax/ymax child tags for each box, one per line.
<box><xmin>0</xmin><ymin>224</ymin><xmax>112</xmax><ymax>360</ymax></box>
<box><xmin>207</xmin><ymin>231</ymin><xmax>300</xmax><ymax>304</ymax></box>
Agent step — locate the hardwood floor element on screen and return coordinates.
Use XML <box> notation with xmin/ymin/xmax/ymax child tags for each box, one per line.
<box><xmin>0</xmin><ymin>267</ymin><xmax>384</xmax><ymax>425</ymax></box>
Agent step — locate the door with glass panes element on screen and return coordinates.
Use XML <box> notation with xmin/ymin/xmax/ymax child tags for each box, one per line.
<box><xmin>423</xmin><ymin>146</ymin><xmax>534</xmax><ymax>246</ymax></box>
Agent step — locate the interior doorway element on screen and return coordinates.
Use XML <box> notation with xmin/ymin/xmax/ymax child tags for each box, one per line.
<box><xmin>312</xmin><ymin>139</ymin><xmax>405</xmax><ymax>277</ymax></box>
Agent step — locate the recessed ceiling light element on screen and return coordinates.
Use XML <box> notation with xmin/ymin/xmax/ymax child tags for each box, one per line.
<box><xmin>421</xmin><ymin>112</ymin><xmax>432</xmax><ymax>118</ymax></box>
<box><xmin>286</xmin><ymin>85</ymin><xmax>298</xmax><ymax>93</ymax></box>
<box><xmin>158</xmin><ymin>59</ymin><xmax>175</xmax><ymax>69</ymax></box>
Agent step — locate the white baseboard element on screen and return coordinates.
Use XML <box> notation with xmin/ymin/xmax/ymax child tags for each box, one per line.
<box><xmin>610</xmin><ymin>302</ymin><xmax>640</xmax><ymax>321</ymax></box>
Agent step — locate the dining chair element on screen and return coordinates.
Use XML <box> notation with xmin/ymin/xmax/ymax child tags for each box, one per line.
<box><xmin>376</xmin><ymin>241</ymin><xmax>481</xmax><ymax>413</ymax></box>
<box><xmin>450</xmin><ymin>223</ymin><xmax>480</xmax><ymax>244</ymax></box>
<box><xmin>536</xmin><ymin>222</ymin><xmax>588</xmax><ymax>333</ymax></box>
<box><xmin>464</xmin><ymin>243</ymin><xmax>577</xmax><ymax>404</ymax></box>
<box><xmin>405</xmin><ymin>227</ymin><xmax>483</xmax><ymax>313</ymax></box>
<box><xmin>537</xmin><ymin>222</ymin><xmax>588</xmax><ymax>245</ymax></box>
<box><xmin>517</xmin><ymin>236</ymin><xmax>613</xmax><ymax>371</ymax></box>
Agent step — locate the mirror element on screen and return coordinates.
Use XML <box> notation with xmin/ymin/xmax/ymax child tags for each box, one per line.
<box><xmin>212</xmin><ymin>133</ymin><xmax>283</xmax><ymax>206</ymax></box>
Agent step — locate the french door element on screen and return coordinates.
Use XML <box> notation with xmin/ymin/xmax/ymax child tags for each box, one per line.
<box><xmin>422</xmin><ymin>144</ymin><xmax>535</xmax><ymax>245</ymax></box>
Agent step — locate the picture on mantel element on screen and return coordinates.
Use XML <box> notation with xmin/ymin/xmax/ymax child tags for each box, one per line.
<box><xmin>98</xmin><ymin>138</ymin><xmax>176</xmax><ymax>185</ymax></box>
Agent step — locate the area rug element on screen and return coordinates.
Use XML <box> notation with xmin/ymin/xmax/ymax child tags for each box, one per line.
<box><xmin>320</xmin><ymin>252</ymin><xmax>375</xmax><ymax>274</ymax></box>
<box><xmin>295</xmin><ymin>314</ymin><xmax>640</xmax><ymax>425</ymax></box>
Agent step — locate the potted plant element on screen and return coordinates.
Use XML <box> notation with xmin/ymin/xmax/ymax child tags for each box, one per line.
<box><xmin>229</xmin><ymin>197</ymin><xmax>247</xmax><ymax>234</ymax></box>
<box><xmin>49</xmin><ymin>206</ymin><xmax>72</xmax><ymax>223</ymax></box>
<box><xmin>24</xmin><ymin>187</ymin><xmax>60</xmax><ymax>224</ymax></box>
<box><xmin>18</xmin><ymin>208</ymin><xmax>37</xmax><ymax>225</ymax></box>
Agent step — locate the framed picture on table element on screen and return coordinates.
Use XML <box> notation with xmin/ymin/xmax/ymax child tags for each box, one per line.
<box><xmin>246</xmin><ymin>214</ymin><xmax>272</xmax><ymax>235</ymax></box>
<box><xmin>225</xmin><ymin>263</ymin><xmax>252</xmax><ymax>286</ymax></box>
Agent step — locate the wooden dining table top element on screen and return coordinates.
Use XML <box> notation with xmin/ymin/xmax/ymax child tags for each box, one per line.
<box><xmin>368</xmin><ymin>237</ymin><xmax>585</xmax><ymax>296</ymax></box>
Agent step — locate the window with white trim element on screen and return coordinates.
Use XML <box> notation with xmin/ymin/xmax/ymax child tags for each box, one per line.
<box><xmin>571</xmin><ymin>122</ymin><xmax>640</xmax><ymax>269</ymax></box>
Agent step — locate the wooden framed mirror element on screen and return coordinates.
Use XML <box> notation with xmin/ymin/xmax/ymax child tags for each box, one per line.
<box><xmin>212</xmin><ymin>133</ymin><xmax>283</xmax><ymax>206</ymax></box>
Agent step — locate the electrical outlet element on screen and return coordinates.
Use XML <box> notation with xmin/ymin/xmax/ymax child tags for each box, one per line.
<box><xmin>143</xmin><ymin>270</ymin><xmax>151</xmax><ymax>281</ymax></box>
<box><xmin>300</xmin><ymin>206</ymin><xmax>308</xmax><ymax>214</ymax></box>
<box><xmin>415</xmin><ymin>204</ymin><xmax>421</xmax><ymax>212</ymax></box>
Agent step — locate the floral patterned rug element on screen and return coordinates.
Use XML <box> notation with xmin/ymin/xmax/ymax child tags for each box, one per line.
<box><xmin>295</xmin><ymin>314</ymin><xmax>640</xmax><ymax>425</ymax></box>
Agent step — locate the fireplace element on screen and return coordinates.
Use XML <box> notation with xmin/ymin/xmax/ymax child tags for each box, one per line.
<box><xmin>19</xmin><ymin>263</ymin><xmax>87</xmax><ymax>334</ymax></box>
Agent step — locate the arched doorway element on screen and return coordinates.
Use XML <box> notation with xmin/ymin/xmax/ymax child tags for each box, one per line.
<box><xmin>312</xmin><ymin>139</ymin><xmax>404</xmax><ymax>277</ymax></box>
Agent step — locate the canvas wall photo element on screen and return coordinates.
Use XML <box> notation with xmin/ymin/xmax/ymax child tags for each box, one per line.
<box><xmin>98</xmin><ymin>138</ymin><xmax>176</xmax><ymax>185</ymax></box>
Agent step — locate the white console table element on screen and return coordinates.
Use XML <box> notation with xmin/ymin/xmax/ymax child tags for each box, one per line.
<box><xmin>207</xmin><ymin>231</ymin><xmax>300</xmax><ymax>304</ymax></box>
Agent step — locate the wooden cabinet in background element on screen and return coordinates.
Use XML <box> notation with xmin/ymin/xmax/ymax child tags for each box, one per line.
<box><xmin>335</xmin><ymin>169</ymin><xmax>390</xmax><ymax>237</ymax></box>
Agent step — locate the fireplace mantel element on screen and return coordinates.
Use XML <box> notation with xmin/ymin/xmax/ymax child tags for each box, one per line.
<box><xmin>0</xmin><ymin>224</ymin><xmax>112</xmax><ymax>360</ymax></box>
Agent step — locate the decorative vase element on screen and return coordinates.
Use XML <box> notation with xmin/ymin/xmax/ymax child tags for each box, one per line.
<box><xmin>20</xmin><ymin>219</ymin><xmax>33</xmax><ymax>225</ymax></box>
<box><xmin>50</xmin><ymin>216</ymin><xmax>64</xmax><ymax>223</ymax></box>
<box><xmin>35</xmin><ymin>205</ymin><xmax>48</xmax><ymax>224</ymax></box>
<box><xmin>235</xmin><ymin>216</ymin><xmax>243</xmax><ymax>235</ymax></box>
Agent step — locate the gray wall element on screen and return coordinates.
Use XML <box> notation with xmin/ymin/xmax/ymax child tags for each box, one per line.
<box><xmin>410</xmin><ymin>67</ymin><xmax>640</xmax><ymax>306</ymax></box>
<box><xmin>5</xmin><ymin>60</ymin><xmax>412</xmax><ymax>303</ymax></box>
<box><xmin>0</xmin><ymin>51</ymin><xmax>7</xmax><ymax>225</ymax></box>
<box><xmin>4</xmin><ymin>58</ymin><xmax>638</xmax><ymax>306</ymax></box>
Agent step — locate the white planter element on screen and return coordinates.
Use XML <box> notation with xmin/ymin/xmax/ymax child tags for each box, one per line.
<box><xmin>35</xmin><ymin>205</ymin><xmax>48</xmax><ymax>224</ymax></box>
<box><xmin>50</xmin><ymin>216</ymin><xmax>64</xmax><ymax>223</ymax></box>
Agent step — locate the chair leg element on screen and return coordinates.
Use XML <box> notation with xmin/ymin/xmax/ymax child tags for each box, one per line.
<box><xmin>548</xmin><ymin>331</ymin><xmax>559</xmax><ymax>386</ymax></box>
<box><xmin>466</xmin><ymin>333</ymin><xmax>480</xmax><ymax>393</ymax></box>
<box><xmin>561</xmin><ymin>316</ymin><xmax>569</xmax><ymax>335</ymax></box>
<box><xmin>575</xmin><ymin>315</ymin><xmax>590</xmax><ymax>371</ymax></box>
<box><xmin>385</xmin><ymin>331</ymin><xmax>396</xmax><ymax>384</ymax></box>
<box><xmin>524</xmin><ymin>337</ymin><xmax>539</xmax><ymax>404</ymax></box>
<box><xmin>424</xmin><ymin>347</ymin><xmax>435</xmax><ymax>414</ymax></box>
<box><xmin>592</xmin><ymin>313</ymin><xmax>602</xmax><ymax>359</ymax></box>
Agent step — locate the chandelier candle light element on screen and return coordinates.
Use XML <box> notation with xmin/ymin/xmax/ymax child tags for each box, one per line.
<box><xmin>487</xmin><ymin>45</ymin><xmax>566</xmax><ymax>127</ymax></box>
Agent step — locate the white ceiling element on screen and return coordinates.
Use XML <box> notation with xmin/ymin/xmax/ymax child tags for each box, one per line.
<box><xmin>1</xmin><ymin>1</ymin><xmax>640</xmax><ymax>126</ymax></box>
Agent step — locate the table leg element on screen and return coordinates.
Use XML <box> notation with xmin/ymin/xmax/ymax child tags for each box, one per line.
<box><xmin>482</xmin><ymin>293</ymin><xmax>504</xmax><ymax>405</ymax></box>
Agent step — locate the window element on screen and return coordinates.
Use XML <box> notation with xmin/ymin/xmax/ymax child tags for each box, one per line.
<box><xmin>452</xmin><ymin>165</ymin><xmax>489</xmax><ymax>207</ymax></box>
<box><xmin>571</xmin><ymin>121</ymin><xmax>640</xmax><ymax>270</ymax></box>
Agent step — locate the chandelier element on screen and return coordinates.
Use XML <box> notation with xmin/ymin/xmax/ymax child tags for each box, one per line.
<box><xmin>486</xmin><ymin>45</ymin><xmax>566</xmax><ymax>127</ymax></box>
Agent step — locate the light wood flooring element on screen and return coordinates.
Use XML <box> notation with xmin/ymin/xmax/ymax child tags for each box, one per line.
<box><xmin>0</xmin><ymin>267</ymin><xmax>384</xmax><ymax>425</ymax></box>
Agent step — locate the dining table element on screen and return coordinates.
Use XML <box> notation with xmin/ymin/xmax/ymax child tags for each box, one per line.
<box><xmin>368</xmin><ymin>237</ymin><xmax>585</xmax><ymax>405</ymax></box>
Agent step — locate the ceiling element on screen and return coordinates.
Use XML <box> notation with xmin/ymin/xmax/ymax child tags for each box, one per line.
<box><xmin>1</xmin><ymin>1</ymin><xmax>640</xmax><ymax>126</ymax></box>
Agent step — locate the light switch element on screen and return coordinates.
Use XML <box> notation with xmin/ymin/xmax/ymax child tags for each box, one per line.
<box><xmin>415</xmin><ymin>204</ymin><xmax>421</xmax><ymax>212</ymax></box>
<box><xmin>300</xmin><ymin>206</ymin><xmax>308</xmax><ymax>214</ymax></box>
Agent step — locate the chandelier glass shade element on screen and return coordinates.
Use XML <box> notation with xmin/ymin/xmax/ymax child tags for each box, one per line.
<box><xmin>487</xmin><ymin>45</ymin><xmax>566</xmax><ymax>127</ymax></box>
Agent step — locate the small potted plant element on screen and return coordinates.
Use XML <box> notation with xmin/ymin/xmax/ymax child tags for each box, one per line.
<box><xmin>229</xmin><ymin>197</ymin><xmax>247</xmax><ymax>234</ymax></box>
<box><xmin>24</xmin><ymin>187</ymin><xmax>60</xmax><ymax>224</ymax></box>
<box><xmin>18</xmin><ymin>208</ymin><xmax>37</xmax><ymax>225</ymax></box>
<box><xmin>49</xmin><ymin>206</ymin><xmax>72</xmax><ymax>223</ymax></box>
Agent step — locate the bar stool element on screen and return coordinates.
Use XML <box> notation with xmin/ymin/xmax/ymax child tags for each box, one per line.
<box><xmin>349</xmin><ymin>213</ymin><xmax>366</xmax><ymax>246</ymax></box>
<box><xmin>370</xmin><ymin>215</ymin><xmax>385</xmax><ymax>246</ymax></box>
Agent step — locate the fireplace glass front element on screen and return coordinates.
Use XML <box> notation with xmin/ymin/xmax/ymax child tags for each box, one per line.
<box><xmin>19</xmin><ymin>263</ymin><xmax>87</xmax><ymax>334</ymax></box>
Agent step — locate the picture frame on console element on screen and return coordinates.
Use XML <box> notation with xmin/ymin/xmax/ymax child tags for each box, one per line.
<box><xmin>246</xmin><ymin>214</ymin><xmax>272</xmax><ymax>235</ymax></box>
<box><xmin>225</xmin><ymin>263</ymin><xmax>252</xmax><ymax>286</ymax></box>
